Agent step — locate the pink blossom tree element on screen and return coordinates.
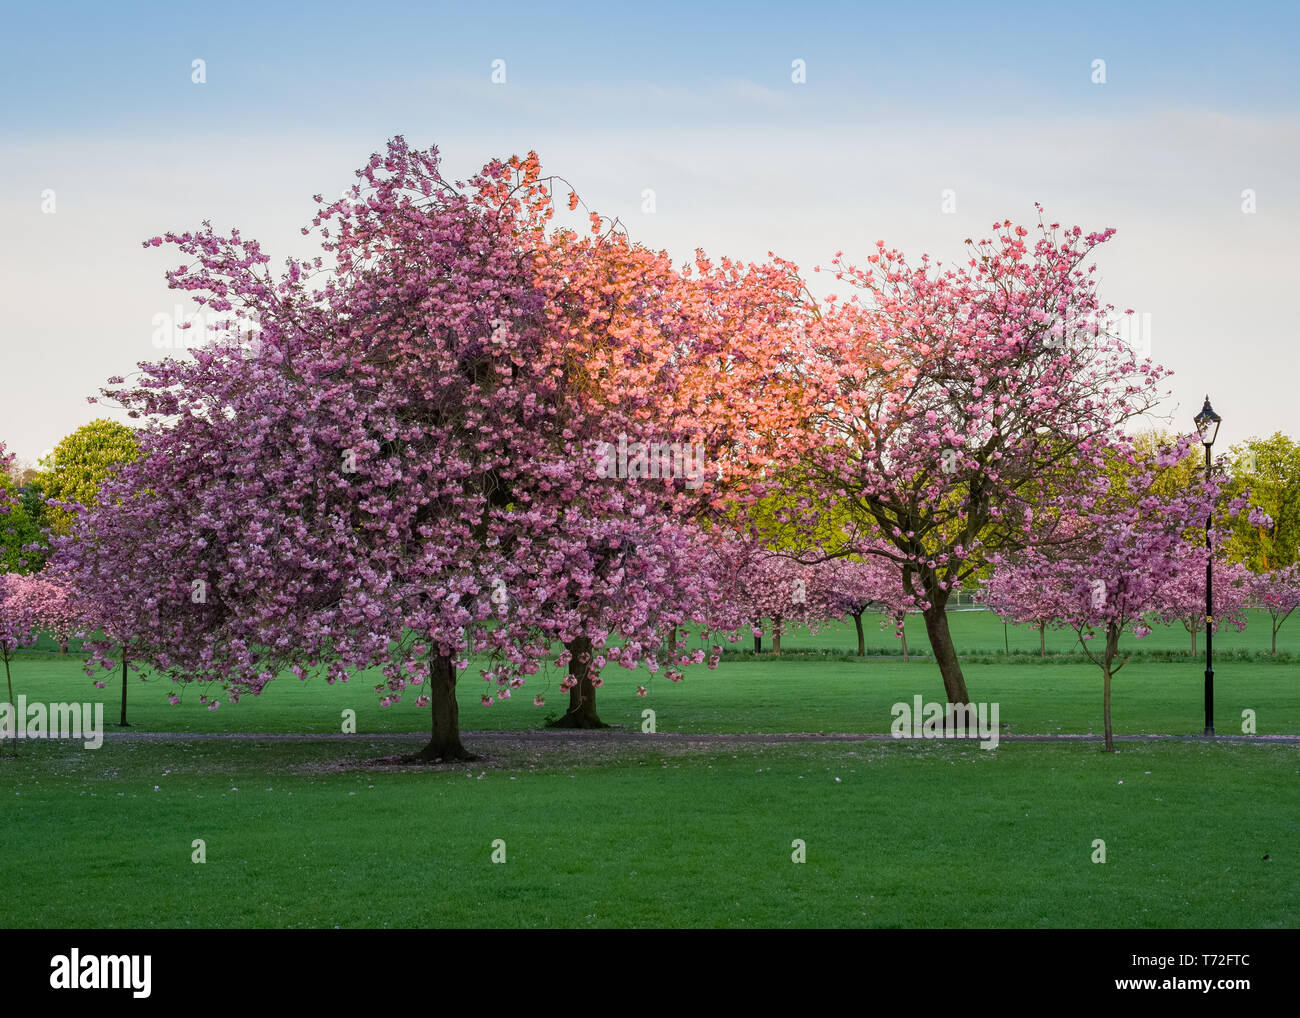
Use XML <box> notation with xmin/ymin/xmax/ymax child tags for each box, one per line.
<box><xmin>58</xmin><ymin>138</ymin><xmax>742</xmax><ymax>760</ymax></box>
<box><xmin>715</xmin><ymin>536</ymin><xmax>834</xmax><ymax>655</ymax></box>
<box><xmin>980</xmin><ymin>559</ymin><xmax>1076</xmax><ymax>658</ymax></box>
<box><xmin>992</xmin><ymin>436</ymin><xmax>1217</xmax><ymax>750</ymax></box>
<box><xmin>818</xmin><ymin>552</ymin><xmax>913</xmax><ymax>657</ymax></box>
<box><xmin>1250</xmin><ymin>563</ymin><xmax>1300</xmax><ymax>655</ymax></box>
<box><xmin>0</xmin><ymin>573</ymin><xmax>87</xmax><ymax>755</ymax></box>
<box><xmin>770</xmin><ymin>211</ymin><xmax>1169</xmax><ymax>707</ymax></box>
<box><xmin>1152</xmin><ymin>542</ymin><xmax>1252</xmax><ymax>655</ymax></box>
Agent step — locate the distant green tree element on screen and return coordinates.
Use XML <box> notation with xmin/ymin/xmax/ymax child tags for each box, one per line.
<box><xmin>0</xmin><ymin>470</ymin><xmax>50</xmax><ymax>574</ymax></box>
<box><xmin>37</xmin><ymin>419</ymin><xmax>140</xmax><ymax>537</ymax></box>
<box><xmin>1222</xmin><ymin>433</ymin><xmax>1300</xmax><ymax>572</ymax></box>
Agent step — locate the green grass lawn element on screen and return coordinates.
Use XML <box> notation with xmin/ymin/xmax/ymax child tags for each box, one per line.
<box><xmin>5</xmin><ymin>613</ymin><xmax>1296</xmax><ymax>737</ymax></box>
<box><xmin>2</xmin><ymin>611</ymin><xmax>1297</xmax><ymax>928</ymax></box>
<box><xmin>2</xmin><ymin>737</ymin><xmax>1296</xmax><ymax>929</ymax></box>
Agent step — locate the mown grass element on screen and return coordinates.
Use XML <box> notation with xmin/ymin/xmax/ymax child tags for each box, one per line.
<box><xmin>2</xmin><ymin>611</ymin><xmax>1296</xmax><ymax>928</ymax></box>
<box><xmin>4</xmin><ymin>620</ymin><xmax>1296</xmax><ymax>738</ymax></box>
<box><xmin>2</xmin><ymin>737</ymin><xmax>1296</xmax><ymax>928</ymax></box>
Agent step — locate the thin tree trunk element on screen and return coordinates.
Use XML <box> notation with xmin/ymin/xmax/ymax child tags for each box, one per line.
<box><xmin>1190</xmin><ymin>625</ymin><xmax>1197</xmax><ymax>656</ymax></box>
<box><xmin>3</xmin><ymin>648</ymin><xmax>15</xmax><ymax>757</ymax></box>
<box><xmin>1102</xmin><ymin>623</ymin><xmax>1120</xmax><ymax>752</ymax></box>
<box><xmin>119</xmin><ymin>656</ymin><xmax>130</xmax><ymax>727</ymax></box>
<box><xmin>550</xmin><ymin>636</ymin><xmax>608</xmax><ymax>729</ymax></box>
<box><xmin>1103</xmin><ymin>666</ymin><xmax>1114</xmax><ymax>752</ymax></box>
<box><xmin>922</xmin><ymin>602</ymin><xmax>970</xmax><ymax>705</ymax></box>
<box><xmin>412</xmin><ymin>653</ymin><xmax>476</xmax><ymax>761</ymax></box>
<box><xmin>854</xmin><ymin>613</ymin><xmax>865</xmax><ymax>657</ymax></box>
<box><xmin>1039</xmin><ymin>622</ymin><xmax>1046</xmax><ymax>659</ymax></box>
<box><xmin>772</xmin><ymin>628</ymin><xmax>782</xmax><ymax>656</ymax></box>
<box><xmin>1004</xmin><ymin>622</ymin><xmax>1009</xmax><ymax>655</ymax></box>
<box><xmin>1273</xmin><ymin>621</ymin><xmax>1279</xmax><ymax>656</ymax></box>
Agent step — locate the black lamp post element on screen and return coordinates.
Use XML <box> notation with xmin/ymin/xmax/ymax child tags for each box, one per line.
<box><xmin>1193</xmin><ymin>395</ymin><xmax>1221</xmax><ymax>737</ymax></box>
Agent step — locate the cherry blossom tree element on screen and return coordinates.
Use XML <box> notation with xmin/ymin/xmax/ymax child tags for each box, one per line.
<box><xmin>517</xmin><ymin>182</ymin><xmax>820</xmax><ymax>719</ymax></box>
<box><xmin>818</xmin><ymin>553</ymin><xmax>912</xmax><ymax>657</ymax></box>
<box><xmin>1152</xmin><ymin>543</ymin><xmax>1251</xmax><ymax>655</ymax></box>
<box><xmin>59</xmin><ymin>139</ymin><xmax>749</xmax><ymax>760</ymax></box>
<box><xmin>991</xmin><ymin>436</ymin><xmax>1216</xmax><ymax>750</ymax></box>
<box><xmin>770</xmin><ymin>212</ymin><xmax>1169</xmax><ymax>707</ymax></box>
<box><xmin>1250</xmin><ymin>563</ymin><xmax>1300</xmax><ymax>655</ymax></box>
<box><xmin>715</xmin><ymin>538</ymin><xmax>831</xmax><ymax>655</ymax></box>
<box><xmin>0</xmin><ymin>573</ymin><xmax>87</xmax><ymax>755</ymax></box>
<box><xmin>980</xmin><ymin>559</ymin><xmax>1076</xmax><ymax>657</ymax></box>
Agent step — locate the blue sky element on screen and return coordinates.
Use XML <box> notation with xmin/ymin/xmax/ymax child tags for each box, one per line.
<box><xmin>2</xmin><ymin>0</ymin><xmax>1298</xmax><ymax>462</ymax></box>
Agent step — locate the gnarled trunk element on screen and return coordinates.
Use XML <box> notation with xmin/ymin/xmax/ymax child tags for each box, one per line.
<box><xmin>550</xmin><ymin>636</ymin><xmax>608</xmax><ymax>729</ymax></box>
<box><xmin>413</xmin><ymin>653</ymin><xmax>476</xmax><ymax>761</ymax></box>
<box><xmin>921</xmin><ymin>601</ymin><xmax>969</xmax><ymax>705</ymax></box>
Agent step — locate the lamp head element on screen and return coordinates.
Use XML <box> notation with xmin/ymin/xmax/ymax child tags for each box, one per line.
<box><xmin>1193</xmin><ymin>395</ymin><xmax>1221</xmax><ymax>447</ymax></box>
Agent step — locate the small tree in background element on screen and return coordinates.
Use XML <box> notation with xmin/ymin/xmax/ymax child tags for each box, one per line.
<box><xmin>0</xmin><ymin>442</ymin><xmax>51</xmax><ymax>575</ymax></box>
<box><xmin>1250</xmin><ymin>563</ymin><xmax>1300</xmax><ymax>656</ymax></box>
<box><xmin>37</xmin><ymin>419</ymin><xmax>140</xmax><ymax>538</ymax></box>
<box><xmin>0</xmin><ymin>573</ymin><xmax>86</xmax><ymax>756</ymax></box>
<box><xmin>1152</xmin><ymin>542</ymin><xmax>1252</xmax><ymax>655</ymax></box>
<box><xmin>993</xmin><ymin>436</ymin><xmax>1219</xmax><ymax>751</ymax></box>
<box><xmin>817</xmin><ymin>552</ymin><xmax>912</xmax><ymax>657</ymax></box>
<box><xmin>981</xmin><ymin>558</ymin><xmax>1076</xmax><ymax>658</ymax></box>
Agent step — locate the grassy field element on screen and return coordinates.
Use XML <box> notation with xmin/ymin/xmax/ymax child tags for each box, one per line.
<box><xmin>2</xmin><ymin>611</ymin><xmax>1297</xmax><ymax>928</ymax></box>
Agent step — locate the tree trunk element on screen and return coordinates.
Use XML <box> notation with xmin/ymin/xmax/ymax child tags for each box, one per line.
<box><xmin>1273</xmin><ymin>621</ymin><xmax>1279</xmax><ymax>656</ymax></box>
<box><xmin>550</xmin><ymin>636</ymin><xmax>608</xmax><ymax>729</ymax></box>
<box><xmin>119</xmin><ymin>656</ymin><xmax>130</xmax><ymax>727</ymax></box>
<box><xmin>413</xmin><ymin>653</ymin><xmax>476</xmax><ymax>761</ymax></box>
<box><xmin>1190</xmin><ymin>625</ymin><xmax>1197</xmax><ymax>656</ymax></box>
<box><xmin>1003</xmin><ymin>622</ymin><xmax>1009</xmax><ymax>655</ymax></box>
<box><xmin>772</xmin><ymin>628</ymin><xmax>782</xmax><ymax>656</ymax></box>
<box><xmin>1039</xmin><ymin>622</ymin><xmax>1046</xmax><ymax>659</ymax></box>
<box><xmin>1102</xmin><ymin>666</ymin><xmax>1114</xmax><ymax>753</ymax></box>
<box><xmin>1101</xmin><ymin>623</ymin><xmax>1121</xmax><ymax>753</ymax></box>
<box><xmin>753</xmin><ymin>622</ymin><xmax>762</xmax><ymax>654</ymax></box>
<box><xmin>854</xmin><ymin>613</ymin><xmax>865</xmax><ymax>657</ymax></box>
<box><xmin>921</xmin><ymin>602</ymin><xmax>970</xmax><ymax>705</ymax></box>
<box><xmin>3</xmin><ymin>647</ymin><xmax>15</xmax><ymax>757</ymax></box>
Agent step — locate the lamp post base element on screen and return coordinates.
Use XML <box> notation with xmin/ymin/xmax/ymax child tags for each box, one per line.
<box><xmin>1203</xmin><ymin>726</ymin><xmax>1215</xmax><ymax>737</ymax></box>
